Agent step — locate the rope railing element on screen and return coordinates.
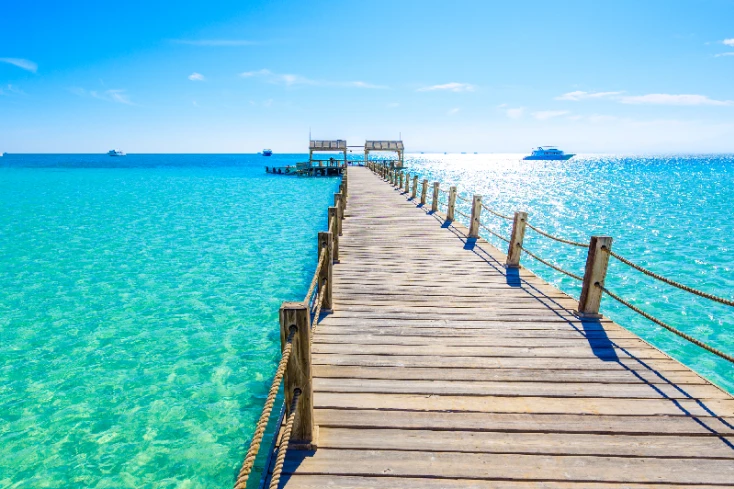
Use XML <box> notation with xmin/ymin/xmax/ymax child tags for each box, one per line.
<box><xmin>518</xmin><ymin>244</ymin><xmax>584</xmax><ymax>281</ymax></box>
<box><xmin>267</xmin><ymin>389</ymin><xmax>301</xmax><ymax>489</ymax></box>
<box><xmin>478</xmin><ymin>222</ymin><xmax>511</xmax><ymax>244</ymax></box>
<box><xmin>605</xmin><ymin>248</ymin><xmax>734</xmax><ymax>308</ymax></box>
<box><xmin>233</xmin><ymin>328</ymin><xmax>296</xmax><ymax>489</ymax></box>
<box><xmin>369</xmin><ymin>162</ymin><xmax>732</xmax><ymax>376</ymax></box>
<box><xmin>303</xmin><ymin>247</ymin><xmax>327</xmax><ymax>305</ymax></box>
<box><xmin>599</xmin><ymin>284</ymin><xmax>734</xmax><ymax>364</ymax></box>
<box><xmin>525</xmin><ymin>222</ymin><xmax>589</xmax><ymax>248</ymax></box>
<box><xmin>480</xmin><ymin>202</ymin><xmax>513</xmax><ymax>221</ymax></box>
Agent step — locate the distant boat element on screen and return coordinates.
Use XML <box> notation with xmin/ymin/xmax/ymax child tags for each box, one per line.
<box><xmin>262</xmin><ymin>149</ymin><xmax>273</xmax><ymax>156</ymax></box>
<box><xmin>107</xmin><ymin>150</ymin><xmax>126</xmax><ymax>156</ymax></box>
<box><xmin>523</xmin><ymin>147</ymin><xmax>574</xmax><ymax>161</ymax></box>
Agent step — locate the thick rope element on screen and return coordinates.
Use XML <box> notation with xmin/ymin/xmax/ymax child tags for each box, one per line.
<box><xmin>605</xmin><ymin>248</ymin><xmax>734</xmax><ymax>307</ymax></box>
<box><xmin>455</xmin><ymin>209</ymin><xmax>471</xmax><ymax>220</ymax></box>
<box><xmin>525</xmin><ymin>222</ymin><xmax>589</xmax><ymax>248</ymax></box>
<box><xmin>479</xmin><ymin>222</ymin><xmax>511</xmax><ymax>244</ymax></box>
<box><xmin>233</xmin><ymin>329</ymin><xmax>296</xmax><ymax>489</ymax></box>
<box><xmin>268</xmin><ymin>389</ymin><xmax>302</xmax><ymax>489</ymax></box>
<box><xmin>598</xmin><ymin>284</ymin><xmax>734</xmax><ymax>364</ymax></box>
<box><xmin>455</xmin><ymin>193</ymin><xmax>471</xmax><ymax>203</ymax></box>
<box><xmin>480</xmin><ymin>202</ymin><xmax>513</xmax><ymax>220</ymax></box>
<box><xmin>518</xmin><ymin>244</ymin><xmax>583</xmax><ymax>281</ymax></box>
<box><xmin>303</xmin><ymin>248</ymin><xmax>327</xmax><ymax>304</ymax></box>
<box><xmin>439</xmin><ymin>187</ymin><xmax>451</xmax><ymax>194</ymax></box>
<box><xmin>310</xmin><ymin>285</ymin><xmax>327</xmax><ymax>348</ymax></box>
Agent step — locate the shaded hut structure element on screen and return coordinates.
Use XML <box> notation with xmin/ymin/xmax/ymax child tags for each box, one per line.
<box><xmin>365</xmin><ymin>140</ymin><xmax>404</xmax><ymax>169</ymax></box>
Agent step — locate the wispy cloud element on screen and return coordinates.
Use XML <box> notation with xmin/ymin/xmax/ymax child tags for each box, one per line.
<box><xmin>504</xmin><ymin>107</ymin><xmax>525</xmax><ymax>119</ymax></box>
<box><xmin>447</xmin><ymin>108</ymin><xmax>460</xmax><ymax>115</ymax></box>
<box><xmin>533</xmin><ymin>110</ymin><xmax>570</xmax><ymax>120</ymax></box>
<box><xmin>240</xmin><ymin>69</ymin><xmax>387</xmax><ymax>89</ymax></box>
<box><xmin>70</xmin><ymin>87</ymin><xmax>136</xmax><ymax>105</ymax></box>
<box><xmin>619</xmin><ymin>93</ymin><xmax>733</xmax><ymax>106</ymax></box>
<box><xmin>714</xmin><ymin>52</ymin><xmax>734</xmax><ymax>57</ymax></box>
<box><xmin>0</xmin><ymin>58</ymin><xmax>38</xmax><ymax>73</ymax></box>
<box><xmin>173</xmin><ymin>39</ymin><xmax>258</xmax><ymax>46</ymax></box>
<box><xmin>555</xmin><ymin>90</ymin><xmax>623</xmax><ymax>101</ymax></box>
<box><xmin>188</xmin><ymin>72</ymin><xmax>205</xmax><ymax>81</ymax></box>
<box><xmin>418</xmin><ymin>82</ymin><xmax>475</xmax><ymax>92</ymax></box>
<box><xmin>722</xmin><ymin>38</ymin><xmax>734</xmax><ymax>47</ymax></box>
<box><xmin>387</xmin><ymin>102</ymin><xmax>400</xmax><ymax>108</ymax></box>
<box><xmin>0</xmin><ymin>84</ymin><xmax>24</xmax><ymax>96</ymax></box>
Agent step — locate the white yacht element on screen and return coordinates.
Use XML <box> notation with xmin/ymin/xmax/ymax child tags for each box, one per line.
<box><xmin>523</xmin><ymin>147</ymin><xmax>574</xmax><ymax>160</ymax></box>
<box><xmin>107</xmin><ymin>150</ymin><xmax>126</xmax><ymax>156</ymax></box>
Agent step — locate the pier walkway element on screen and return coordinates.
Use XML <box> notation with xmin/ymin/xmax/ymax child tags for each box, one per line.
<box><xmin>259</xmin><ymin>166</ymin><xmax>734</xmax><ymax>488</ymax></box>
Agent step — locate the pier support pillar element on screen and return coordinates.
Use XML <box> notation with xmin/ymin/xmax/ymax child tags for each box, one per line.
<box><xmin>398</xmin><ymin>172</ymin><xmax>404</xmax><ymax>189</ymax></box>
<box><xmin>447</xmin><ymin>186</ymin><xmax>457</xmax><ymax>222</ymax></box>
<box><xmin>506</xmin><ymin>211</ymin><xmax>528</xmax><ymax>268</ymax></box>
<box><xmin>334</xmin><ymin>193</ymin><xmax>343</xmax><ymax>236</ymax></box>
<box><xmin>404</xmin><ymin>173</ymin><xmax>410</xmax><ymax>194</ymax></box>
<box><xmin>420</xmin><ymin>179</ymin><xmax>428</xmax><ymax>206</ymax></box>
<box><xmin>578</xmin><ymin>236</ymin><xmax>613</xmax><ymax>318</ymax></box>
<box><xmin>328</xmin><ymin>206</ymin><xmax>339</xmax><ymax>262</ymax></box>
<box><xmin>279</xmin><ymin>301</ymin><xmax>316</xmax><ymax>449</ymax></box>
<box><xmin>469</xmin><ymin>195</ymin><xmax>482</xmax><ymax>238</ymax></box>
<box><xmin>318</xmin><ymin>232</ymin><xmax>333</xmax><ymax>311</ymax></box>
<box><xmin>411</xmin><ymin>175</ymin><xmax>418</xmax><ymax>199</ymax></box>
<box><xmin>431</xmin><ymin>182</ymin><xmax>440</xmax><ymax>213</ymax></box>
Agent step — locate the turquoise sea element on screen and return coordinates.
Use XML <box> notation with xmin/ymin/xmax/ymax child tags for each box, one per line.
<box><xmin>0</xmin><ymin>154</ymin><xmax>337</xmax><ymax>488</ymax></box>
<box><xmin>1</xmin><ymin>153</ymin><xmax>733</xmax><ymax>489</ymax></box>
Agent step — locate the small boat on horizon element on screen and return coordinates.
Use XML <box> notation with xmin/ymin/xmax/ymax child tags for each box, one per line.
<box><xmin>262</xmin><ymin>149</ymin><xmax>273</xmax><ymax>156</ymax></box>
<box><xmin>523</xmin><ymin>147</ymin><xmax>574</xmax><ymax>161</ymax></box>
<box><xmin>107</xmin><ymin>150</ymin><xmax>126</xmax><ymax>156</ymax></box>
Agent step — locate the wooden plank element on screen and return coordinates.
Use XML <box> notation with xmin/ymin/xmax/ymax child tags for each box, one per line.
<box><xmin>312</xmin><ymin>365</ymin><xmax>710</xmax><ymax>385</ymax></box>
<box><xmin>280</xmin><ymin>475</ymin><xmax>728</xmax><ymax>489</ymax></box>
<box><xmin>314</xmin><ymin>408</ymin><xmax>734</xmax><ymax>435</ymax></box>
<box><xmin>315</xmin><ymin>392</ymin><xmax>734</xmax><ymax>416</ymax></box>
<box><xmin>280</xmin><ymin>448</ymin><xmax>734</xmax><ymax>484</ymax></box>
<box><xmin>317</xmin><ymin>427</ymin><xmax>734</xmax><ymax>458</ymax></box>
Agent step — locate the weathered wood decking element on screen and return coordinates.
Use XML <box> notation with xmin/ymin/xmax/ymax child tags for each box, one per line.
<box><xmin>269</xmin><ymin>166</ymin><xmax>734</xmax><ymax>488</ymax></box>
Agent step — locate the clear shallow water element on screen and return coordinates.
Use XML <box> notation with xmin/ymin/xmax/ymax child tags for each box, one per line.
<box><xmin>0</xmin><ymin>154</ymin><xmax>338</xmax><ymax>488</ymax></box>
<box><xmin>403</xmin><ymin>154</ymin><xmax>733</xmax><ymax>393</ymax></box>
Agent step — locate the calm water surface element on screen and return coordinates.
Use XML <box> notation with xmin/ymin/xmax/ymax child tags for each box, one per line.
<box><xmin>404</xmin><ymin>154</ymin><xmax>733</xmax><ymax>393</ymax></box>
<box><xmin>0</xmin><ymin>154</ymin><xmax>337</xmax><ymax>488</ymax></box>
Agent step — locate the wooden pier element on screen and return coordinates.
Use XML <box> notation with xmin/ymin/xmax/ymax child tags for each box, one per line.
<box><xmin>243</xmin><ymin>165</ymin><xmax>734</xmax><ymax>489</ymax></box>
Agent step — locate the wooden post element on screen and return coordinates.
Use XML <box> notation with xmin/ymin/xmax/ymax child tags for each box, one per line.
<box><xmin>334</xmin><ymin>193</ymin><xmax>343</xmax><ymax>237</ymax></box>
<box><xmin>431</xmin><ymin>182</ymin><xmax>440</xmax><ymax>212</ymax></box>
<box><xmin>578</xmin><ymin>236</ymin><xmax>613</xmax><ymax>318</ymax></box>
<box><xmin>469</xmin><ymin>195</ymin><xmax>482</xmax><ymax>238</ymax></box>
<box><xmin>505</xmin><ymin>211</ymin><xmax>528</xmax><ymax>268</ymax></box>
<box><xmin>318</xmin><ymin>232</ymin><xmax>333</xmax><ymax>310</ymax></box>
<box><xmin>411</xmin><ymin>175</ymin><xmax>418</xmax><ymax>199</ymax></box>
<box><xmin>420</xmin><ymin>179</ymin><xmax>428</xmax><ymax>206</ymax></box>
<box><xmin>328</xmin><ymin>206</ymin><xmax>339</xmax><ymax>262</ymax></box>
<box><xmin>447</xmin><ymin>186</ymin><xmax>457</xmax><ymax>222</ymax></box>
<box><xmin>404</xmin><ymin>173</ymin><xmax>410</xmax><ymax>193</ymax></box>
<box><xmin>398</xmin><ymin>172</ymin><xmax>403</xmax><ymax>189</ymax></box>
<box><xmin>279</xmin><ymin>301</ymin><xmax>315</xmax><ymax>448</ymax></box>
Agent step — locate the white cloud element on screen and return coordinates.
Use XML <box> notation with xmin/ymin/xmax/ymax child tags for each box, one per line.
<box><xmin>188</xmin><ymin>72</ymin><xmax>205</xmax><ymax>81</ymax></box>
<box><xmin>240</xmin><ymin>69</ymin><xmax>386</xmax><ymax>88</ymax></box>
<box><xmin>447</xmin><ymin>108</ymin><xmax>460</xmax><ymax>115</ymax></box>
<box><xmin>505</xmin><ymin>107</ymin><xmax>525</xmax><ymax>119</ymax></box>
<box><xmin>714</xmin><ymin>52</ymin><xmax>734</xmax><ymax>57</ymax></box>
<box><xmin>70</xmin><ymin>87</ymin><xmax>135</xmax><ymax>105</ymax></box>
<box><xmin>619</xmin><ymin>93</ymin><xmax>733</xmax><ymax>106</ymax></box>
<box><xmin>387</xmin><ymin>102</ymin><xmax>400</xmax><ymax>108</ymax></box>
<box><xmin>173</xmin><ymin>39</ymin><xmax>258</xmax><ymax>46</ymax></box>
<box><xmin>555</xmin><ymin>90</ymin><xmax>623</xmax><ymax>101</ymax></box>
<box><xmin>723</xmin><ymin>38</ymin><xmax>734</xmax><ymax>46</ymax></box>
<box><xmin>0</xmin><ymin>84</ymin><xmax>24</xmax><ymax>96</ymax></box>
<box><xmin>533</xmin><ymin>110</ymin><xmax>570</xmax><ymax>120</ymax></box>
<box><xmin>417</xmin><ymin>82</ymin><xmax>475</xmax><ymax>92</ymax></box>
<box><xmin>0</xmin><ymin>58</ymin><xmax>38</xmax><ymax>73</ymax></box>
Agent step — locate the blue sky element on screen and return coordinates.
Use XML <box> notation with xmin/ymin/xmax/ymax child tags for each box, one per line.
<box><xmin>2</xmin><ymin>0</ymin><xmax>734</xmax><ymax>153</ymax></box>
